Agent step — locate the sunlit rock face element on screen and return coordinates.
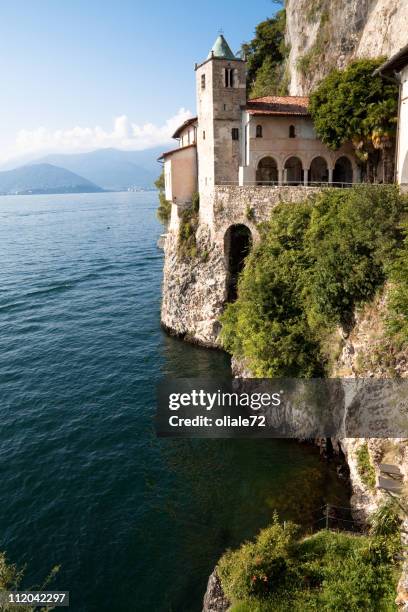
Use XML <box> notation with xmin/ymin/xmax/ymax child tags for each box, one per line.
<box><xmin>285</xmin><ymin>0</ymin><xmax>408</xmax><ymax>95</ymax></box>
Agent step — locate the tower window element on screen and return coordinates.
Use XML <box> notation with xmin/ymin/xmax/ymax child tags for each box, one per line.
<box><xmin>256</xmin><ymin>125</ymin><xmax>263</xmax><ymax>138</ymax></box>
<box><xmin>203</xmin><ymin>130</ymin><xmax>206</xmax><ymax>140</ymax></box>
<box><xmin>232</xmin><ymin>128</ymin><xmax>239</xmax><ymax>141</ymax></box>
<box><xmin>224</xmin><ymin>68</ymin><xmax>235</xmax><ymax>88</ymax></box>
<box><xmin>201</xmin><ymin>74</ymin><xmax>206</xmax><ymax>90</ymax></box>
<box><xmin>289</xmin><ymin>125</ymin><xmax>296</xmax><ymax>138</ymax></box>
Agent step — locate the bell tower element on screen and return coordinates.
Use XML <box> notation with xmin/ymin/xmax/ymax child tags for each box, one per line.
<box><xmin>195</xmin><ymin>34</ymin><xmax>247</xmax><ymax>218</ymax></box>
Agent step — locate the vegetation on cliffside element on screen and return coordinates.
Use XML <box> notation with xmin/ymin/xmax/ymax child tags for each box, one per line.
<box><xmin>220</xmin><ymin>185</ymin><xmax>408</xmax><ymax>377</ymax></box>
<box><xmin>0</xmin><ymin>552</ymin><xmax>60</xmax><ymax>611</ymax></box>
<box><xmin>242</xmin><ymin>5</ymin><xmax>289</xmax><ymax>97</ymax></box>
<box><xmin>309</xmin><ymin>59</ymin><xmax>399</xmax><ymax>182</ymax></box>
<box><xmin>217</xmin><ymin>515</ymin><xmax>400</xmax><ymax>611</ymax></box>
<box><xmin>155</xmin><ymin>171</ymin><xmax>171</xmax><ymax>225</ymax></box>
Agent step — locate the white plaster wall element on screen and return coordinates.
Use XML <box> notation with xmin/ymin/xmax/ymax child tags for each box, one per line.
<box><xmin>398</xmin><ymin>66</ymin><xmax>408</xmax><ymax>184</ymax></box>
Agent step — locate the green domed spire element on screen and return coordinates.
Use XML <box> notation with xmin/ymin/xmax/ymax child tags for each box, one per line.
<box><xmin>207</xmin><ymin>34</ymin><xmax>236</xmax><ymax>60</ymax></box>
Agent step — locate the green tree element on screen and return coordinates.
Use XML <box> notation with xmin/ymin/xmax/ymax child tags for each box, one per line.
<box><xmin>220</xmin><ymin>186</ymin><xmax>406</xmax><ymax>377</ymax></box>
<box><xmin>155</xmin><ymin>170</ymin><xmax>171</xmax><ymax>225</ymax></box>
<box><xmin>309</xmin><ymin>59</ymin><xmax>399</xmax><ymax>182</ymax></box>
<box><xmin>242</xmin><ymin>8</ymin><xmax>289</xmax><ymax>97</ymax></box>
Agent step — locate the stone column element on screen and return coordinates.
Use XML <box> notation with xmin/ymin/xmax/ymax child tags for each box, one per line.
<box><xmin>328</xmin><ymin>167</ymin><xmax>334</xmax><ymax>184</ymax></box>
<box><xmin>278</xmin><ymin>168</ymin><xmax>284</xmax><ymax>186</ymax></box>
<box><xmin>303</xmin><ymin>168</ymin><xmax>309</xmax><ymax>186</ymax></box>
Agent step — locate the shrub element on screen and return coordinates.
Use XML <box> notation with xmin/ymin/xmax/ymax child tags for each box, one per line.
<box><xmin>220</xmin><ymin>527</ymin><xmax>400</xmax><ymax>611</ymax></box>
<box><xmin>217</xmin><ymin>514</ymin><xmax>299</xmax><ymax>601</ymax></box>
<box><xmin>155</xmin><ymin>171</ymin><xmax>171</xmax><ymax>225</ymax></box>
<box><xmin>369</xmin><ymin>499</ymin><xmax>401</xmax><ymax>536</ymax></box>
<box><xmin>386</xmin><ymin>221</ymin><xmax>408</xmax><ymax>346</ymax></box>
<box><xmin>356</xmin><ymin>443</ymin><xmax>376</xmax><ymax>491</ymax></box>
<box><xmin>220</xmin><ymin>185</ymin><xmax>407</xmax><ymax>377</ymax></box>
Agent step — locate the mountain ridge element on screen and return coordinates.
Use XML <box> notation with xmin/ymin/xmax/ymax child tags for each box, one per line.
<box><xmin>0</xmin><ymin>163</ymin><xmax>104</xmax><ymax>195</ymax></box>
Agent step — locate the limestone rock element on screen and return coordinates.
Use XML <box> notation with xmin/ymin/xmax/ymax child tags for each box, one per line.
<box><xmin>202</xmin><ymin>570</ymin><xmax>230</xmax><ymax>612</ymax></box>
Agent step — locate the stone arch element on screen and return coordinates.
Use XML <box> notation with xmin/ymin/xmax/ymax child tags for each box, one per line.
<box><xmin>309</xmin><ymin>156</ymin><xmax>329</xmax><ymax>184</ymax></box>
<box><xmin>333</xmin><ymin>156</ymin><xmax>353</xmax><ymax>185</ymax></box>
<box><xmin>224</xmin><ymin>224</ymin><xmax>252</xmax><ymax>302</ymax></box>
<box><xmin>284</xmin><ymin>156</ymin><xmax>303</xmax><ymax>185</ymax></box>
<box><xmin>256</xmin><ymin>156</ymin><xmax>278</xmax><ymax>185</ymax></box>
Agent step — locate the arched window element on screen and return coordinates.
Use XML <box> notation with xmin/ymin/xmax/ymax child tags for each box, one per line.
<box><xmin>289</xmin><ymin>125</ymin><xmax>296</xmax><ymax>138</ymax></box>
<box><xmin>224</xmin><ymin>68</ymin><xmax>235</xmax><ymax>88</ymax></box>
<box><xmin>256</xmin><ymin>125</ymin><xmax>263</xmax><ymax>138</ymax></box>
<box><xmin>201</xmin><ymin>74</ymin><xmax>206</xmax><ymax>90</ymax></box>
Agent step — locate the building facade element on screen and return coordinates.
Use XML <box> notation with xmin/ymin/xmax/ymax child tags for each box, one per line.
<box><xmin>378</xmin><ymin>45</ymin><xmax>408</xmax><ymax>185</ymax></box>
<box><xmin>160</xmin><ymin>36</ymin><xmax>359</xmax><ymax>346</ymax></box>
<box><xmin>159</xmin><ymin>34</ymin><xmax>359</xmax><ymax>231</ymax></box>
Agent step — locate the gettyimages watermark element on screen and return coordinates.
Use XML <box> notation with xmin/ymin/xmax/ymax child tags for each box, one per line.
<box><xmin>156</xmin><ymin>378</ymin><xmax>408</xmax><ymax>438</ymax></box>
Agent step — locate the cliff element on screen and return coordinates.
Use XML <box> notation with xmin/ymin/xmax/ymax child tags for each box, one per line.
<box><xmin>285</xmin><ymin>0</ymin><xmax>408</xmax><ymax>95</ymax></box>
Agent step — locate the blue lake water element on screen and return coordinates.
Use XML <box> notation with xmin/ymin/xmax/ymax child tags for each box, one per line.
<box><xmin>0</xmin><ymin>192</ymin><xmax>349</xmax><ymax>611</ymax></box>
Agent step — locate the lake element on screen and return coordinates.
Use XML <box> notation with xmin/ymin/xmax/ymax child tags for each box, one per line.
<box><xmin>0</xmin><ymin>192</ymin><xmax>349</xmax><ymax>611</ymax></box>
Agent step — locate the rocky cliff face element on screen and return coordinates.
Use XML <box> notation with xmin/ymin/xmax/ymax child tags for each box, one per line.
<box><xmin>285</xmin><ymin>0</ymin><xmax>408</xmax><ymax>95</ymax></box>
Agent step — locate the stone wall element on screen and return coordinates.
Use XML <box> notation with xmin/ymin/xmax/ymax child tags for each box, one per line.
<box><xmin>161</xmin><ymin>185</ymin><xmax>322</xmax><ymax>346</ymax></box>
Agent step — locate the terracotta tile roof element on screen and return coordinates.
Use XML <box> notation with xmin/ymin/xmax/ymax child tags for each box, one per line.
<box><xmin>158</xmin><ymin>142</ymin><xmax>196</xmax><ymax>161</ymax></box>
<box><xmin>245</xmin><ymin>96</ymin><xmax>310</xmax><ymax>116</ymax></box>
<box><xmin>172</xmin><ymin>117</ymin><xmax>198</xmax><ymax>139</ymax></box>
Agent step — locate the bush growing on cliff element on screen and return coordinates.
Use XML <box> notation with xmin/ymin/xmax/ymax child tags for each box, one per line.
<box><xmin>155</xmin><ymin>171</ymin><xmax>171</xmax><ymax>225</ymax></box>
<box><xmin>220</xmin><ymin>185</ymin><xmax>407</xmax><ymax>376</ymax></box>
<box><xmin>178</xmin><ymin>193</ymin><xmax>200</xmax><ymax>259</ymax></box>
<box><xmin>219</xmin><ymin>523</ymin><xmax>400</xmax><ymax>611</ymax></box>
<box><xmin>242</xmin><ymin>8</ymin><xmax>289</xmax><ymax>97</ymax></box>
<box><xmin>309</xmin><ymin>59</ymin><xmax>399</xmax><ymax>182</ymax></box>
<box><xmin>356</xmin><ymin>443</ymin><xmax>376</xmax><ymax>491</ymax></box>
<box><xmin>386</xmin><ymin>222</ymin><xmax>408</xmax><ymax>346</ymax></box>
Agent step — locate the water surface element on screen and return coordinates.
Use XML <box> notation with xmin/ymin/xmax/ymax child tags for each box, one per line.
<box><xmin>0</xmin><ymin>192</ymin><xmax>349</xmax><ymax>611</ymax></box>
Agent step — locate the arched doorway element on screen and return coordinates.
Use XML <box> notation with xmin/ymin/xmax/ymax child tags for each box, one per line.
<box><xmin>224</xmin><ymin>224</ymin><xmax>252</xmax><ymax>302</ymax></box>
<box><xmin>256</xmin><ymin>157</ymin><xmax>278</xmax><ymax>185</ymax></box>
<box><xmin>284</xmin><ymin>156</ymin><xmax>303</xmax><ymax>185</ymax></box>
<box><xmin>333</xmin><ymin>156</ymin><xmax>353</xmax><ymax>186</ymax></box>
<box><xmin>309</xmin><ymin>156</ymin><xmax>328</xmax><ymax>184</ymax></box>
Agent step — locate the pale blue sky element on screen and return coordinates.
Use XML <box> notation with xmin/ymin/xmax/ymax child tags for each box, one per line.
<box><xmin>0</xmin><ymin>0</ymin><xmax>280</xmax><ymax>162</ymax></box>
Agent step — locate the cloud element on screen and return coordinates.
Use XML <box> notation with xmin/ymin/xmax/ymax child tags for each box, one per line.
<box><xmin>9</xmin><ymin>108</ymin><xmax>193</xmax><ymax>160</ymax></box>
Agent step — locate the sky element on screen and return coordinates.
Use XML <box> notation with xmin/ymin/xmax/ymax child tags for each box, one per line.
<box><xmin>0</xmin><ymin>0</ymin><xmax>280</xmax><ymax>164</ymax></box>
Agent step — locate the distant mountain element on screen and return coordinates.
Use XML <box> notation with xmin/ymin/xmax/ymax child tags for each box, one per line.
<box><xmin>0</xmin><ymin>163</ymin><xmax>104</xmax><ymax>195</ymax></box>
<box><xmin>35</xmin><ymin>146</ymin><xmax>164</xmax><ymax>191</ymax></box>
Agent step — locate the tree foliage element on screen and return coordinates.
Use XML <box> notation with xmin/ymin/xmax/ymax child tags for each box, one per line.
<box><xmin>155</xmin><ymin>170</ymin><xmax>171</xmax><ymax>225</ymax></box>
<box><xmin>242</xmin><ymin>8</ymin><xmax>289</xmax><ymax>97</ymax></box>
<box><xmin>220</xmin><ymin>185</ymin><xmax>407</xmax><ymax>377</ymax></box>
<box><xmin>309</xmin><ymin>59</ymin><xmax>399</xmax><ymax>181</ymax></box>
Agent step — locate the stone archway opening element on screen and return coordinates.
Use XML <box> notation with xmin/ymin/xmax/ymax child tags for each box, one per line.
<box><xmin>333</xmin><ymin>156</ymin><xmax>353</xmax><ymax>186</ymax></box>
<box><xmin>309</xmin><ymin>156</ymin><xmax>329</xmax><ymax>184</ymax></box>
<box><xmin>284</xmin><ymin>156</ymin><xmax>303</xmax><ymax>185</ymax></box>
<box><xmin>256</xmin><ymin>156</ymin><xmax>278</xmax><ymax>185</ymax></box>
<box><xmin>224</xmin><ymin>224</ymin><xmax>252</xmax><ymax>302</ymax></box>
